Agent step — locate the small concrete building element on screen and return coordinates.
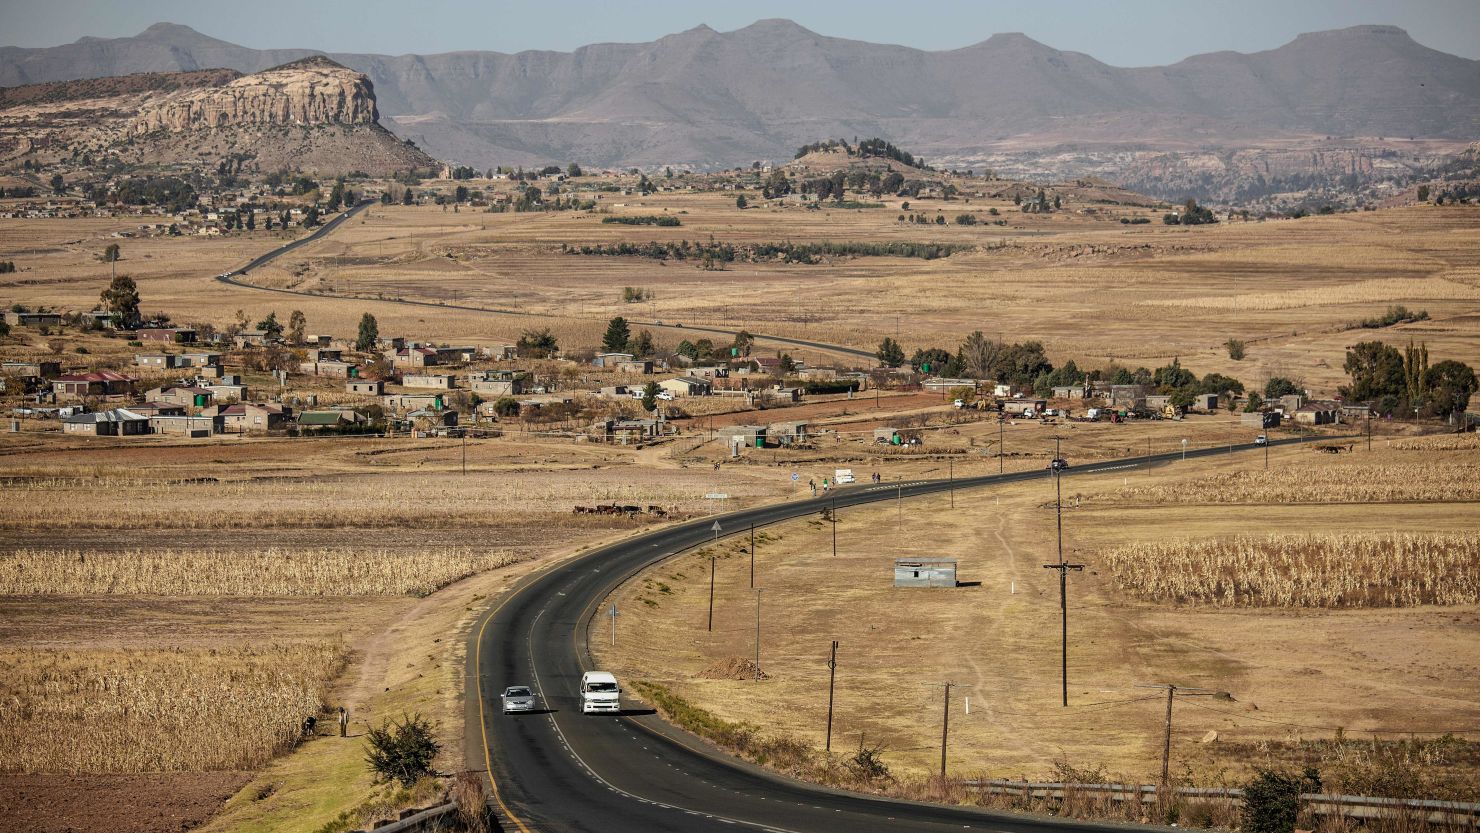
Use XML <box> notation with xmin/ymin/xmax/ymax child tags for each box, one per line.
<box><xmin>1193</xmin><ymin>393</ymin><xmax>1219</xmax><ymax>412</ymax></box>
<box><xmin>401</xmin><ymin>373</ymin><xmax>458</xmax><ymax>390</ymax></box>
<box><xmin>1052</xmin><ymin>385</ymin><xmax>1090</xmax><ymax>399</ymax></box>
<box><xmin>150</xmin><ymin>413</ymin><xmax>220</xmax><ymax>437</ymax></box>
<box><xmin>592</xmin><ymin>352</ymin><xmax>634</xmax><ymax>368</ymax></box>
<box><xmin>616</xmin><ymin>359</ymin><xmax>654</xmax><ymax>375</ymax></box>
<box><xmin>134</xmin><ymin>353</ymin><xmax>178</xmax><ymax>369</ymax></box>
<box><xmin>718</xmin><ymin>425</ymin><xmax>767</xmax><ymax>447</ymax></box>
<box><xmin>1295</xmin><ymin>402</ymin><xmax>1339</xmax><ymax>425</ymax></box>
<box><xmin>766</xmin><ymin>421</ymin><xmax>809</xmax><ymax>446</ymax></box>
<box><xmin>346</xmin><ymin>379</ymin><xmax>386</xmax><ymax>395</ymax></box>
<box><xmin>62</xmin><ymin>408</ymin><xmax>150</xmax><ymax>436</ymax></box>
<box><xmin>894</xmin><ymin>558</ymin><xmax>958</xmax><ymax>588</ymax></box>
<box><xmin>659</xmin><ymin>376</ymin><xmax>712</xmax><ymax>397</ymax></box>
<box><xmin>1241</xmin><ymin>411</ymin><xmax>1281</xmax><ymax>428</ymax></box>
<box><xmin>1002</xmin><ymin>399</ymin><xmax>1047</xmax><ymax>416</ymax></box>
<box><xmin>3</xmin><ymin>360</ymin><xmax>62</xmax><ymax>379</ymax></box>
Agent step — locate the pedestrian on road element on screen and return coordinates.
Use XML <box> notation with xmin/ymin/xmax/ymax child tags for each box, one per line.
<box><xmin>808</xmin><ymin>478</ymin><xmax>816</xmax><ymax>496</ymax></box>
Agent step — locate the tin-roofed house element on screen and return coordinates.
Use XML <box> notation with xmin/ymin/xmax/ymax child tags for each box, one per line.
<box><xmin>894</xmin><ymin>559</ymin><xmax>958</xmax><ymax>588</ymax></box>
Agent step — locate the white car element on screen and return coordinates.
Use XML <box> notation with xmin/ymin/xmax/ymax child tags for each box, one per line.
<box><xmin>952</xmin><ymin>398</ymin><xmax>965</xmax><ymax>409</ymax></box>
<box><xmin>501</xmin><ymin>685</ymin><xmax>538</xmax><ymax>714</ymax></box>
<box><xmin>655</xmin><ymin>391</ymin><xmax>675</xmax><ymax>401</ymax></box>
<box><xmin>1255</xmin><ymin>434</ymin><xmax>1268</xmax><ymax>446</ymax></box>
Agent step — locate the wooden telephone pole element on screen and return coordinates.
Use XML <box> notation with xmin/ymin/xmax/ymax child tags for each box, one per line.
<box><xmin>825</xmin><ymin>640</ymin><xmax>839</xmax><ymax>752</ymax></box>
<box><xmin>1137</xmin><ymin>683</ymin><xmax>1218</xmax><ymax>790</ymax></box>
<box><xmin>1043</xmin><ymin>436</ymin><xmax>1083</xmax><ymax>706</ymax></box>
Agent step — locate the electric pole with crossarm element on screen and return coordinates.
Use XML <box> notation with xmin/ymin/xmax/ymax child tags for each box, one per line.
<box><xmin>1044</xmin><ymin>435</ymin><xmax>1083</xmax><ymax>707</ymax></box>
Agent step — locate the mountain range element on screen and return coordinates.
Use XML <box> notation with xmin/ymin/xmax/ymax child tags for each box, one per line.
<box><xmin>1</xmin><ymin>20</ymin><xmax>1477</xmax><ymax>171</ymax></box>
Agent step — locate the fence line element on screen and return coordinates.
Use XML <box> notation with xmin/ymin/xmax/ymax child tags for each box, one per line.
<box><xmin>964</xmin><ymin>780</ymin><xmax>1480</xmax><ymax>825</ymax></box>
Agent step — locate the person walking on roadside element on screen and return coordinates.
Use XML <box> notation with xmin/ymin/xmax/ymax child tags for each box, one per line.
<box><xmin>809</xmin><ymin>478</ymin><xmax>817</xmax><ymax>497</ymax></box>
<box><xmin>338</xmin><ymin>706</ymin><xmax>348</xmax><ymax>737</ymax></box>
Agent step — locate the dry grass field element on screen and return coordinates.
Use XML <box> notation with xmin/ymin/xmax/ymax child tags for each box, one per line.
<box><xmin>4</xmin><ymin>193</ymin><xmax>1478</xmax><ymax>392</ymax></box>
<box><xmin>0</xmin><ymin>429</ymin><xmax>789</xmax><ymax>833</ymax></box>
<box><xmin>594</xmin><ymin>438</ymin><xmax>1480</xmax><ymax>794</ymax></box>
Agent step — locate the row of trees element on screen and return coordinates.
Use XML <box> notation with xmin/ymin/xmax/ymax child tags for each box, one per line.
<box><xmin>569</xmin><ymin>239</ymin><xmax>968</xmax><ymax>264</ymax></box>
<box><xmin>1343</xmin><ymin>340</ymin><xmax>1475</xmax><ymax>419</ymax></box>
<box><xmin>600</xmin><ymin>316</ymin><xmax>657</xmax><ymax>358</ymax></box>
<box><xmin>879</xmin><ymin>333</ymin><xmax>1249</xmax><ymax>403</ymax></box>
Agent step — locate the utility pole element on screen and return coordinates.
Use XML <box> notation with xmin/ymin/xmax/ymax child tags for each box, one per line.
<box><xmin>753</xmin><ymin>589</ymin><xmax>763</xmax><ymax>680</ymax></box>
<box><xmin>926</xmin><ymin>681</ymin><xmax>968</xmax><ymax>778</ymax></box>
<box><xmin>1137</xmin><ymin>684</ymin><xmax>1217</xmax><ymax>793</ymax></box>
<box><xmin>999</xmin><ymin>417</ymin><xmax>1005</xmax><ymax>474</ymax></box>
<box><xmin>749</xmin><ymin>522</ymin><xmax>756</xmax><ymax>589</ymax></box>
<box><xmin>1367</xmin><ymin>412</ymin><xmax>1372</xmax><ymax>452</ymax></box>
<box><xmin>461</xmin><ymin>429</ymin><xmax>467</xmax><ymax>475</ymax></box>
<box><xmin>708</xmin><ymin>521</ymin><xmax>721</xmax><ymax>632</ymax></box>
<box><xmin>949</xmin><ymin>457</ymin><xmax>955</xmax><ymax>508</ymax></box>
<box><xmin>940</xmin><ymin>681</ymin><xmax>951</xmax><ymax>778</ymax></box>
<box><xmin>825</xmin><ymin>641</ymin><xmax>838</xmax><ymax>752</ymax></box>
<box><xmin>1044</xmin><ymin>436</ymin><xmax>1083</xmax><ymax>707</ymax></box>
<box><xmin>825</xmin><ymin>495</ymin><xmax>837</xmax><ymax>557</ymax></box>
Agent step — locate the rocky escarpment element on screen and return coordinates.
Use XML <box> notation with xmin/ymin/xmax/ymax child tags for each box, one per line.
<box><xmin>129</xmin><ymin>56</ymin><xmax>375</xmax><ymax>134</ymax></box>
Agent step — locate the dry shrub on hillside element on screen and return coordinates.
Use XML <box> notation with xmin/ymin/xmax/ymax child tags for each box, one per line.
<box><xmin>0</xmin><ymin>547</ymin><xmax>521</xmax><ymax>596</ymax></box>
<box><xmin>0</xmin><ymin>643</ymin><xmax>344</xmax><ymax>773</ymax></box>
<box><xmin>1099</xmin><ymin>533</ymin><xmax>1480</xmax><ymax>607</ymax></box>
<box><xmin>1093</xmin><ymin>464</ymin><xmax>1480</xmax><ymax>505</ymax></box>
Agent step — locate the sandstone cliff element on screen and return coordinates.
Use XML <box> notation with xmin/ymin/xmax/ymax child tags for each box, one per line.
<box><xmin>0</xmin><ymin>57</ymin><xmax>433</xmax><ymax>176</ymax></box>
<box><xmin>129</xmin><ymin>56</ymin><xmax>376</xmax><ymax>135</ymax></box>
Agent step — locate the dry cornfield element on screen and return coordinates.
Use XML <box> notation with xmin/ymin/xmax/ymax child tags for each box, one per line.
<box><xmin>0</xmin><ymin>469</ymin><xmax>768</xmax><ymax>529</ymax></box>
<box><xmin>0</xmin><ymin>643</ymin><xmax>344</xmax><ymax>773</ymax></box>
<box><xmin>1091</xmin><ymin>464</ymin><xmax>1480</xmax><ymax>505</ymax></box>
<box><xmin>1098</xmin><ymin>533</ymin><xmax>1480</xmax><ymax>607</ymax></box>
<box><xmin>0</xmin><ymin>547</ymin><xmax>522</xmax><ymax>596</ymax></box>
<box><xmin>1390</xmin><ymin>434</ymin><xmax>1480</xmax><ymax>451</ymax></box>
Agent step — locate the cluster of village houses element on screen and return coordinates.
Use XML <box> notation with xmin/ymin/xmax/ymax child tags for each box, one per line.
<box><xmin>0</xmin><ymin>193</ymin><xmax>329</xmax><ymax>237</ymax></box>
<box><xmin>3</xmin><ymin>309</ymin><xmax>1364</xmax><ymax>443</ymax></box>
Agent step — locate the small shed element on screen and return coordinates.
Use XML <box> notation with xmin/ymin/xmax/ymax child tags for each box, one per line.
<box><xmin>894</xmin><ymin>559</ymin><xmax>957</xmax><ymax>588</ymax></box>
<box><xmin>718</xmin><ymin>424</ymin><xmax>767</xmax><ymax>448</ymax></box>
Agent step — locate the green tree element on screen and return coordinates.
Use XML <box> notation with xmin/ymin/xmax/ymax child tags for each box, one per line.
<box><xmin>492</xmin><ymin>397</ymin><xmax>519</xmax><ymax>418</ymax></box>
<box><xmin>1264</xmin><ymin>377</ymin><xmax>1302</xmax><ymax>399</ymax></box>
<box><xmin>356</xmin><ymin>312</ymin><xmax>380</xmax><ymax>351</ymax></box>
<box><xmin>876</xmin><ymin>337</ymin><xmax>905</xmax><ymax>368</ymax></box>
<box><xmin>1340</xmin><ymin>341</ymin><xmax>1403</xmax><ymax>402</ymax></box>
<box><xmin>959</xmin><ymin>331</ymin><xmax>1001</xmax><ymax>379</ymax></box>
<box><xmin>402</xmin><ymin>189</ymin><xmax>414</xmax><ymax>206</ymax></box>
<box><xmin>517</xmin><ymin>328</ymin><xmax>558</xmax><ymax>359</ymax></box>
<box><xmin>630</xmin><ymin>329</ymin><xmax>655</xmax><ymax>358</ymax></box>
<box><xmin>676</xmin><ymin>339</ymin><xmax>699</xmax><ymax>360</ymax></box>
<box><xmin>1244</xmin><ymin>392</ymin><xmax>1264</xmax><ymax>412</ymax></box>
<box><xmin>730</xmin><ymin>330</ymin><xmax>755</xmax><ymax>358</ymax></box>
<box><xmin>1403</xmin><ymin>341</ymin><xmax>1429</xmax><ymax>410</ymax></box>
<box><xmin>1225</xmin><ymin>338</ymin><xmax>1246</xmax><ymax>360</ymax></box>
<box><xmin>102</xmin><ymin>243</ymin><xmax>121</xmax><ymax>263</ymax></box>
<box><xmin>1417</xmin><ymin>184</ymin><xmax>1430</xmax><ymax>202</ymax></box>
<box><xmin>99</xmin><ymin>274</ymin><xmax>141</xmax><ymax>325</ymax></box>
<box><xmin>911</xmin><ymin>347</ymin><xmax>954</xmax><ymax>375</ymax></box>
<box><xmin>256</xmin><ymin>312</ymin><xmax>284</xmax><ymax>340</ymax></box>
<box><xmin>1424</xmin><ymin>360</ymin><xmax>1477</xmax><ymax>418</ymax></box>
<box><xmin>287</xmin><ymin>310</ymin><xmax>307</xmax><ymax>345</ymax></box>
<box><xmin>602</xmin><ymin>317</ymin><xmax>631</xmax><ymax>353</ymax></box>
<box><xmin>567</xmin><ymin>162</ymin><xmax>583</xmax><ymax>178</ymax></box>
<box><xmin>1242</xmin><ymin>768</ymin><xmax>1321</xmax><ymax>833</ymax></box>
<box><xmin>641</xmin><ymin>382</ymin><xmax>660</xmax><ymax>411</ymax></box>
<box><xmin>364</xmin><ymin>713</ymin><xmax>441</xmax><ymax>788</ymax></box>
<box><xmin>735</xmin><ymin>194</ymin><xmax>748</xmax><ymax>209</ymax></box>
<box><xmin>49</xmin><ymin>174</ymin><xmax>65</xmax><ymax>195</ymax></box>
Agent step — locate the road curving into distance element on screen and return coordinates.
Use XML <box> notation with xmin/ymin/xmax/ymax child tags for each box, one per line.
<box><xmin>215</xmin><ymin>201</ymin><xmax>874</xmax><ymax>362</ymax></box>
<box><xmin>466</xmin><ymin>435</ymin><xmax>1335</xmax><ymax>833</ymax></box>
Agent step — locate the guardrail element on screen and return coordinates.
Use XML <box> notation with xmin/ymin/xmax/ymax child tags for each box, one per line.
<box><xmin>354</xmin><ymin>801</ymin><xmax>457</xmax><ymax>833</ymax></box>
<box><xmin>964</xmin><ymin>781</ymin><xmax>1480</xmax><ymax>826</ymax></box>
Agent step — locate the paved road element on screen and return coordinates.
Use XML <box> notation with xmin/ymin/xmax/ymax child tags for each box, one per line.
<box><xmin>215</xmin><ymin>203</ymin><xmax>873</xmax><ymax>361</ymax></box>
<box><xmin>467</xmin><ymin>436</ymin><xmax>1327</xmax><ymax>833</ymax></box>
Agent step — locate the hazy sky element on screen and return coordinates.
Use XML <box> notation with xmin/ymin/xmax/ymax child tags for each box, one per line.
<box><xmin>3</xmin><ymin>0</ymin><xmax>1478</xmax><ymax>65</ymax></box>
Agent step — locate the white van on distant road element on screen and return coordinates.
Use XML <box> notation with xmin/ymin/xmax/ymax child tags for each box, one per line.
<box><xmin>580</xmin><ymin>671</ymin><xmax>621</xmax><ymax>714</ymax></box>
<box><xmin>833</xmin><ymin>468</ymin><xmax>856</xmax><ymax>485</ymax></box>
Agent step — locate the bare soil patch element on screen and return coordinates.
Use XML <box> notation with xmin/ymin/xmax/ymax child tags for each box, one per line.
<box><xmin>0</xmin><ymin>772</ymin><xmax>251</xmax><ymax>833</ymax></box>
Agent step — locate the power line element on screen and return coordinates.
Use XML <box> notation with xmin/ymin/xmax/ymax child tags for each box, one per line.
<box><xmin>1175</xmin><ymin>698</ymin><xmax>1480</xmax><ymax>735</ymax></box>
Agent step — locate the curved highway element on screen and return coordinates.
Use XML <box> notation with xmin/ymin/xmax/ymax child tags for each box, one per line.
<box><xmin>215</xmin><ymin>201</ymin><xmax>873</xmax><ymax>362</ymax></box>
<box><xmin>466</xmin><ymin>436</ymin><xmax>1327</xmax><ymax>833</ymax></box>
